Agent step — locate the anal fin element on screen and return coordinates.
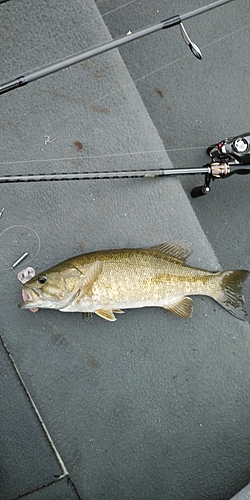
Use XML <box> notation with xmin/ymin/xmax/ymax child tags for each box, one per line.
<box><xmin>95</xmin><ymin>309</ymin><xmax>117</xmax><ymax>321</ymax></box>
<box><xmin>164</xmin><ymin>297</ymin><xmax>193</xmax><ymax>318</ymax></box>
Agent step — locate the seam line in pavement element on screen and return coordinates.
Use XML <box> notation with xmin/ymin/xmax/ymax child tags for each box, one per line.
<box><xmin>11</xmin><ymin>479</ymin><xmax>64</xmax><ymax>500</ymax></box>
<box><xmin>11</xmin><ymin>476</ymin><xmax>82</xmax><ymax>500</ymax></box>
<box><xmin>1</xmin><ymin>335</ymin><xmax>68</xmax><ymax>479</ymax></box>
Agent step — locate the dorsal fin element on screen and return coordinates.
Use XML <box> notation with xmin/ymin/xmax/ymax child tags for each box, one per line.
<box><xmin>147</xmin><ymin>240</ymin><xmax>193</xmax><ymax>263</ymax></box>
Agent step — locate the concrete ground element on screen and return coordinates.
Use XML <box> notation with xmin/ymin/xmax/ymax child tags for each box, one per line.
<box><xmin>0</xmin><ymin>1</ymin><xmax>250</xmax><ymax>499</ymax></box>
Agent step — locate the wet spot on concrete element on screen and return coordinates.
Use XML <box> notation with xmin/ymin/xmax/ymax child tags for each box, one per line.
<box><xmin>43</xmin><ymin>321</ymin><xmax>68</xmax><ymax>344</ymax></box>
<box><xmin>87</xmin><ymin>354</ymin><xmax>100</xmax><ymax>369</ymax></box>
<box><xmin>74</xmin><ymin>140</ymin><xmax>84</xmax><ymax>151</ymax></box>
<box><xmin>154</xmin><ymin>86</ymin><xmax>164</xmax><ymax>99</ymax></box>
<box><xmin>78</xmin><ymin>242</ymin><xmax>85</xmax><ymax>251</ymax></box>
<box><xmin>94</xmin><ymin>68</ymin><xmax>106</xmax><ymax>80</ymax></box>
<box><xmin>80</xmin><ymin>61</ymin><xmax>90</xmax><ymax>70</ymax></box>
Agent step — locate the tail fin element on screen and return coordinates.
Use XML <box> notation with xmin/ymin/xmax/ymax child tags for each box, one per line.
<box><xmin>215</xmin><ymin>270</ymin><xmax>249</xmax><ymax>321</ymax></box>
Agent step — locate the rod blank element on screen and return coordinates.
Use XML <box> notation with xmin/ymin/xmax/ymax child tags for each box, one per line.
<box><xmin>0</xmin><ymin>0</ymin><xmax>234</xmax><ymax>94</ymax></box>
<box><xmin>0</xmin><ymin>167</ymin><xmax>210</xmax><ymax>183</ymax></box>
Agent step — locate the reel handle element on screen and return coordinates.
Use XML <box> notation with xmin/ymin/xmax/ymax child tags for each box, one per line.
<box><xmin>191</xmin><ymin>170</ymin><xmax>211</xmax><ymax>198</ymax></box>
<box><xmin>191</xmin><ymin>185</ymin><xmax>210</xmax><ymax>198</ymax></box>
<box><xmin>191</xmin><ymin>163</ymin><xmax>250</xmax><ymax>198</ymax></box>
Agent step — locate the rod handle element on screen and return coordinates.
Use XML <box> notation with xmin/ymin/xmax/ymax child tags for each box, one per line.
<box><xmin>228</xmin><ymin>165</ymin><xmax>250</xmax><ymax>176</ymax></box>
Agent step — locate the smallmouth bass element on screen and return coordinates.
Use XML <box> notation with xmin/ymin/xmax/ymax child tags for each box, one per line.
<box><xmin>18</xmin><ymin>241</ymin><xmax>249</xmax><ymax>321</ymax></box>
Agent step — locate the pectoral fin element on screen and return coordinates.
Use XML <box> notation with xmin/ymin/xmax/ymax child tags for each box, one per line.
<box><xmin>95</xmin><ymin>309</ymin><xmax>117</xmax><ymax>321</ymax></box>
<box><xmin>164</xmin><ymin>297</ymin><xmax>194</xmax><ymax>318</ymax></box>
<box><xmin>82</xmin><ymin>261</ymin><xmax>103</xmax><ymax>296</ymax></box>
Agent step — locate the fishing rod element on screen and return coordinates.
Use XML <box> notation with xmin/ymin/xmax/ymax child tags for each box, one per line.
<box><xmin>1</xmin><ymin>133</ymin><xmax>250</xmax><ymax>197</ymax></box>
<box><xmin>0</xmin><ymin>0</ymin><xmax>233</xmax><ymax>94</ymax></box>
<box><xmin>1</xmin><ymin>1</ymin><xmax>247</xmax><ymax>198</ymax></box>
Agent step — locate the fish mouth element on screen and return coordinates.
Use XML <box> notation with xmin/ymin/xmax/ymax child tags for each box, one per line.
<box><xmin>18</xmin><ymin>285</ymin><xmax>44</xmax><ymax>312</ymax></box>
<box><xmin>18</xmin><ymin>285</ymin><xmax>81</xmax><ymax>312</ymax></box>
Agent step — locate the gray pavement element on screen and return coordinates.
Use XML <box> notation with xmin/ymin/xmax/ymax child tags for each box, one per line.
<box><xmin>0</xmin><ymin>1</ymin><xmax>250</xmax><ymax>499</ymax></box>
<box><xmin>0</xmin><ymin>337</ymin><xmax>65</xmax><ymax>500</ymax></box>
<box><xmin>231</xmin><ymin>484</ymin><xmax>250</xmax><ymax>500</ymax></box>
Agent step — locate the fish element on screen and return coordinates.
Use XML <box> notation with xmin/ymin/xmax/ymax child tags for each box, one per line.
<box><xmin>18</xmin><ymin>241</ymin><xmax>249</xmax><ymax>321</ymax></box>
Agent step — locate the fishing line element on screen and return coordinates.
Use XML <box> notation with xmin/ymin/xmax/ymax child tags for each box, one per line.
<box><xmin>3</xmin><ymin>0</ymin><xmax>138</xmax><ymax>61</ymax></box>
<box><xmin>0</xmin><ymin>0</ymin><xmax>238</xmax><ymax>103</ymax></box>
<box><xmin>0</xmin><ymin>147</ymin><xmax>206</xmax><ymax>167</ymax></box>
<box><xmin>97</xmin><ymin>0</ymin><xmax>138</xmax><ymax>20</ymax></box>
<box><xmin>0</xmin><ymin>6</ymin><xmax>249</xmax><ymax>194</ymax></box>
<box><xmin>0</xmin><ymin>225</ymin><xmax>41</xmax><ymax>272</ymax></box>
<box><xmin>0</xmin><ymin>5</ymin><xmax>248</xmax><ymax>170</ymax></box>
<box><xmin>0</xmin><ymin>0</ymin><xmax>234</xmax><ymax>94</ymax></box>
<box><xmin>1</xmin><ymin>20</ymin><xmax>247</xmax><ymax>158</ymax></box>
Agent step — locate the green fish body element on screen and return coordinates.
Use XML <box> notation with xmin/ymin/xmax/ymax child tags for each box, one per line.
<box><xmin>19</xmin><ymin>241</ymin><xmax>249</xmax><ymax>321</ymax></box>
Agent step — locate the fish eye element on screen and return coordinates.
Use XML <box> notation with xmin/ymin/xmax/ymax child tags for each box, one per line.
<box><xmin>38</xmin><ymin>276</ymin><xmax>47</xmax><ymax>284</ymax></box>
